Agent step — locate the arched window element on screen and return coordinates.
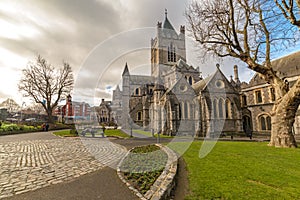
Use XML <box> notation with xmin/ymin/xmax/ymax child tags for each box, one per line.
<box><xmin>218</xmin><ymin>99</ymin><xmax>224</xmax><ymax>118</ymax></box>
<box><xmin>260</xmin><ymin>116</ymin><xmax>266</xmax><ymax>130</ymax></box>
<box><xmin>225</xmin><ymin>99</ymin><xmax>231</xmax><ymax>119</ymax></box>
<box><xmin>213</xmin><ymin>99</ymin><xmax>218</xmax><ymax>118</ymax></box>
<box><xmin>135</xmin><ymin>88</ymin><xmax>139</xmax><ymax>95</ymax></box>
<box><xmin>181</xmin><ymin>102</ymin><xmax>184</xmax><ymax>119</ymax></box>
<box><xmin>168</xmin><ymin>43</ymin><xmax>176</xmax><ymax>62</ymax></box>
<box><xmin>188</xmin><ymin>76</ymin><xmax>193</xmax><ymax>85</ymax></box>
<box><xmin>184</xmin><ymin>102</ymin><xmax>188</xmax><ymax>119</ymax></box>
<box><xmin>266</xmin><ymin>116</ymin><xmax>271</xmax><ymax>130</ymax></box>
<box><xmin>270</xmin><ymin>88</ymin><xmax>276</xmax><ymax>102</ymax></box>
<box><xmin>137</xmin><ymin>111</ymin><xmax>142</xmax><ymax>121</ymax></box>
<box><xmin>259</xmin><ymin>115</ymin><xmax>271</xmax><ymax>131</ymax></box>
<box><xmin>242</xmin><ymin>95</ymin><xmax>247</xmax><ymax>106</ymax></box>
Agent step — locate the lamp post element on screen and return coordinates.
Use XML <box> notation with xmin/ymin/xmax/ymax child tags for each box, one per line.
<box><xmin>128</xmin><ymin>114</ymin><xmax>133</xmax><ymax>137</ymax></box>
<box><xmin>20</xmin><ymin>102</ymin><xmax>26</xmax><ymax>123</ymax></box>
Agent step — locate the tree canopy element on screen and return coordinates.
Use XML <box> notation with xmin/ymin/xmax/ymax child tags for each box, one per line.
<box><xmin>18</xmin><ymin>55</ymin><xmax>74</xmax><ymax>123</ymax></box>
<box><xmin>186</xmin><ymin>0</ymin><xmax>300</xmax><ymax>147</ymax></box>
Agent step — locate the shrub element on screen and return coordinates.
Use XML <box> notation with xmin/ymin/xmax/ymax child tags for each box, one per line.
<box><xmin>70</xmin><ymin>129</ymin><xmax>78</xmax><ymax>136</ymax></box>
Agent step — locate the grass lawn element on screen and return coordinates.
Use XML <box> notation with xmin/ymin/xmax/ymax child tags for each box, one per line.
<box><xmin>53</xmin><ymin>130</ymin><xmax>78</xmax><ymax>137</ymax></box>
<box><xmin>133</xmin><ymin>129</ymin><xmax>173</xmax><ymax>138</ymax></box>
<box><xmin>105</xmin><ymin>129</ymin><xmax>130</xmax><ymax>138</ymax></box>
<box><xmin>183</xmin><ymin>141</ymin><xmax>300</xmax><ymax>200</ymax></box>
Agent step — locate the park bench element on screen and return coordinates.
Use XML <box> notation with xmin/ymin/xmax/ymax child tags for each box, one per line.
<box><xmin>81</xmin><ymin>127</ymin><xmax>104</xmax><ymax>137</ymax></box>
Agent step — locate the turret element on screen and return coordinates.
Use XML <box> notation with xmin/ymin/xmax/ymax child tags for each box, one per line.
<box><xmin>234</xmin><ymin>65</ymin><xmax>240</xmax><ymax>84</ymax></box>
<box><xmin>122</xmin><ymin>62</ymin><xmax>130</xmax><ymax>77</ymax></box>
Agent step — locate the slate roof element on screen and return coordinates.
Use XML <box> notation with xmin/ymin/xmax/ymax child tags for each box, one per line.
<box><xmin>246</xmin><ymin>51</ymin><xmax>300</xmax><ymax>87</ymax></box>
<box><xmin>163</xmin><ymin>17</ymin><xmax>175</xmax><ymax>31</ymax></box>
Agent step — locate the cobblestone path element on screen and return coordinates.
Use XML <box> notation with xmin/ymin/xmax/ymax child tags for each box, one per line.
<box><xmin>0</xmin><ymin>137</ymin><xmax>127</xmax><ymax>199</ymax></box>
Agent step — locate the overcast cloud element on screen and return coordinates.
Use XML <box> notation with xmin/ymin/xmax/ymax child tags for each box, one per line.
<box><xmin>0</xmin><ymin>0</ymin><xmax>296</xmax><ymax>106</ymax></box>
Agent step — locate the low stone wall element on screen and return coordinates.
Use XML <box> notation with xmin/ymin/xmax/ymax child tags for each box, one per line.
<box><xmin>117</xmin><ymin>144</ymin><xmax>178</xmax><ymax>200</ymax></box>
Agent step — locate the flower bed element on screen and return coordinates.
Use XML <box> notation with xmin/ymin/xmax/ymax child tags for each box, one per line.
<box><xmin>119</xmin><ymin>144</ymin><xmax>168</xmax><ymax>195</ymax></box>
<box><xmin>0</xmin><ymin>123</ymin><xmax>41</xmax><ymax>134</ymax></box>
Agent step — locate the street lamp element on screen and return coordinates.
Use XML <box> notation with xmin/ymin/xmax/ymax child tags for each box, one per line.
<box><xmin>128</xmin><ymin>114</ymin><xmax>133</xmax><ymax>137</ymax></box>
<box><xmin>20</xmin><ymin>102</ymin><xmax>26</xmax><ymax>123</ymax></box>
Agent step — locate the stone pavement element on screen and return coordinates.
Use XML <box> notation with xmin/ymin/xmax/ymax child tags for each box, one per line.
<box><xmin>0</xmin><ymin>133</ymin><xmax>127</xmax><ymax>199</ymax></box>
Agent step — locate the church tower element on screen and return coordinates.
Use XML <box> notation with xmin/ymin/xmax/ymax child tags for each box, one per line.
<box><xmin>151</xmin><ymin>9</ymin><xmax>186</xmax><ymax>77</ymax></box>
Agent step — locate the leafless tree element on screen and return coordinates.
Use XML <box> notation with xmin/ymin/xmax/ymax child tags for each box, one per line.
<box><xmin>274</xmin><ymin>0</ymin><xmax>300</xmax><ymax>27</ymax></box>
<box><xmin>18</xmin><ymin>55</ymin><xmax>74</xmax><ymax>123</ymax></box>
<box><xmin>186</xmin><ymin>0</ymin><xmax>300</xmax><ymax>147</ymax></box>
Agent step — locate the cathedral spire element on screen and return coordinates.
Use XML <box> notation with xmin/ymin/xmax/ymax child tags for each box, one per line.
<box><xmin>163</xmin><ymin>9</ymin><xmax>175</xmax><ymax>31</ymax></box>
<box><xmin>122</xmin><ymin>62</ymin><xmax>130</xmax><ymax>76</ymax></box>
<box><xmin>165</xmin><ymin>8</ymin><xmax>168</xmax><ymax>19</ymax></box>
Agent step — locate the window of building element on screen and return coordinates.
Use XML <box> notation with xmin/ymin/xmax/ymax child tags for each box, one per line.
<box><xmin>270</xmin><ymin>88</ymin><xmax>276</xmax><ymax>101</ymax></box>
<box><xmin>213</xmin><ymin>99</ymin><xmax>218</xmax><ymax>118</ymax></box>
<box><xmin>135</xmin><ymin>88</ymin><xmax>139</xmax><ymax>95</ymax></box>
<box><xmin>188</xmin><ymin>76</ymin><xmax>193</xmax><ymax>85</ymax></box>
<box><xmin>225</xmin><ymin>99</ymin><xmax>231</xmax><ymax>119</ymax></box>
<box><xmin>137</xmin><ymin>111</ymin><xmax>142</xmax><ymax>121</ymax></box>
<box><xmin>242</xmin><ymin>95</ymin><xmax>247</xmax><ymax>106</ymax></box>
<box><xmin>266</xmin><ymin>116</ymin><xmax>271</xmax><ymax>130</ymax></box>
<box><xmin>259</xmin><ymin>115</ymin><xmax>271</xmax><ymax>131</ymax></box>
<box><xmin>255</xmin><ymin>90</ymin><xmax>262</xmax><ymax>103</ymax></box>
<box><xmin>260</xmin><ymin>116</ymin><xmax>266</xmax><ymax>130</ymax></box>
<box><xmin>167</xmin><ymin>43</ymin><xmax>176</xmax><ymax>62</ymax></box>
<box><xmin>218</xmin><ymin>99</ymin><xmax>224</xmax><ymax>118</ymax></box>
<box><xmin>184</xmin><ymin>102</ymin><xmax>188</xmax><ymax>119</ymax></box>
<box><xmin>149</xmin><ymin>88</ymin><xmax>153</xmax><ymax>95</ymax></box>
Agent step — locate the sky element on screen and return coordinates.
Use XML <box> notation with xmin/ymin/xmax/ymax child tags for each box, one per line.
<box><xmin>0</xmin><ymin>0</ymin><xmax>298</xmax><ymax>106</ymax></box>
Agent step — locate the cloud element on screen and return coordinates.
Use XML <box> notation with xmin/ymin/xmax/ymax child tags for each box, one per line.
<box><xmin>0</xmin><ymin>0</ymin><xmax>291</xmax><ymax>106</ymax></box>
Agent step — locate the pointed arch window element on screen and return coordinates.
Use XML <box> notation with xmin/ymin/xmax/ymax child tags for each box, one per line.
<box><xmin>260</xmin><ymin>116</ymin><xmax>266</xmax><ymax>130</ymax></box>
<box><xmin>137</xmin><ymin>111</ymin><xmax>142</xmax><ymax>121</ymax></box>
<box><xmin>188</xmin><ymin>76</ymin><xmax>193</xmax><ymax>85</ymax></box>
<box><xmin>168</xmin><ymin>43</ymin><xmax>176</xmax><ymax>62</ymax></box>
<box><xmin>184</xmin><ymin>102</ymin><xmax>188</xmax><ymax>119</ymax></box>
<box><xmin>218</xmin><ymin>99</ymin><xmax>224</xmax><ymax>118</ymax></box>
<box><xmin>213</xmin><ymin>99</ymin><xmax>218</xmax><ymax>118</ymax></box>
<box><xmin>270</xmin><ymin>88</ymin><xmax>276</xmax><ymax>102</ymax></box>
<box><xmin>225</xmin><ymin>99</ymin><xmax>231</xmax><ymax>119</ymax></box>
<box><xmin>266</xmin><ymin>116</ymin><xmax>271</xmax><ymax>130</ymax></box>
<box><xmin>259</xmin><ymin>115</ymin><xmax>271</xmax><ymax>131</ymax></box>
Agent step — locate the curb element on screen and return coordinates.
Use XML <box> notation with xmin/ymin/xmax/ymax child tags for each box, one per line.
<box><xmin>117</xmin><ymin>144</ymin><xmax>178</xmax><ymax>200</ymax></box>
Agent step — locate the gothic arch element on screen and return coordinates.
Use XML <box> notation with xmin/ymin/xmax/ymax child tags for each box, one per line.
<box><xmin>225</xmin><ymin>99</ymin><xmax>231</xmax><ymax>119</ymax></box>
<box><xmin>257</xmin><ymin>113</ymin><xmax>271</xmax><ymax>131</ymax></box>
<box><xmin>188</xmin><ymin>76</ymin><xmax>193</xmax><ymax>85</ymax></box>
<box><xmin>213</xmin><ymin>99</ymin><xmax>218</xmax><ymax>118</ymax></box>
<box><xmin>218</xmin><ymin>98</ymin><xmax>224</xmax><ymax>118</ymax></box>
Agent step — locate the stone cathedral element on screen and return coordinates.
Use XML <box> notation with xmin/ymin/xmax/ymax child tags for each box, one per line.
<box><xmin>99</xmin><ymin>11</ymin><xmax>300</xmax><ymax>137</ymax></box>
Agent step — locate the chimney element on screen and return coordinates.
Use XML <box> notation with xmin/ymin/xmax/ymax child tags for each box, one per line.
<box><xmin>180</xmin><ymin>25</ymin><xmax>185</xmax><ymax>34</ymax></box>
<box><xmin>234</xmin><ymin>65</ymin><xmax>240</xmax><ymax>83</ymax></box>
<box><xmin>157</xmin><ymin>21</ymin><xmax>162</xmax><ymax>28</ymax></box>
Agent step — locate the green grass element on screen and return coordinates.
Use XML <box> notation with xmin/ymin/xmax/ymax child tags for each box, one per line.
<box><xmin>183</xmin><ymin>141</ymin><xmax>300</xmax><ymax>199</ymax></box>
<box><xmin>53</xmin><ymin>130</ymin><xmax>78</xmax><ymax>137</ymax></box>
<box><xmin>105</xmin><ymin>129</ymin><xmax>130</xmax><ymax>138</ymax></box>
<box><xmin>120</xmin><ymin>144</ymin><xmax>168</xmax><ymax>194</ymax></box>
<box><xmin>133</xmin><ymin>129</ymin><xmax>173</xmax><ymax>138</ymax></box>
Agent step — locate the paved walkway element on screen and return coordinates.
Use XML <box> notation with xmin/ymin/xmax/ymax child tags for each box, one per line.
<box><xmin>0</xmin><ymin>132</ymin><xmax>133</xmax><ymax>199</ymax></box>
<box><xmin>121</xmin><ymin>129</ymin><xmax>150</xmax><ymax>138</ymax></box>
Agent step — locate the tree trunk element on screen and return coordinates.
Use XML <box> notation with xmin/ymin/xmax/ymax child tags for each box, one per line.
<box><xmin>47</xmin><ymin>109</ymin><xmax>54</xmax><ymax>123</ymax></box>
<box><xmin>269</xmin><ymin>104</ymin><xmax>297</xmax><ymax>148</ymax></box>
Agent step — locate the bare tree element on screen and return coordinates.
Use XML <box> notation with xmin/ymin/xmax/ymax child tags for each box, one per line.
<box><xmin>274</xmin><ymin>0</ymin><xmax>300</xmax><ymax>27</ymax></box>
<box><xmin>186</xmin><ymin>0</ymin><xmax>300</xmax><ymax>147</ymax></box>
<box><xmin>18</xmin><ymin>55</ymin><xmax>74</xmax><ymax>123</ymax></box>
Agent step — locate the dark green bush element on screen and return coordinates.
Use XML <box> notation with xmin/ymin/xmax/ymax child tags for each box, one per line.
<box><xmin>70</xmin><ymin>129</ymin><xmax>78</xmax><ymax>136</ymax></box>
